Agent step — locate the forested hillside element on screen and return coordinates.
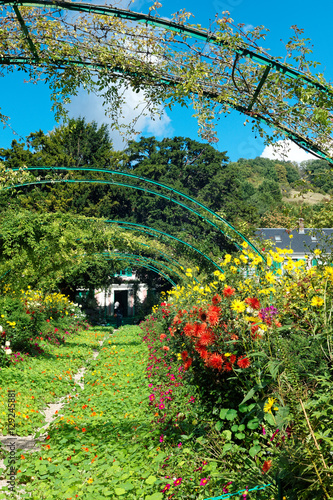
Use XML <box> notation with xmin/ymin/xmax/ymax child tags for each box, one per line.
<box><xmin>1</xmin><ymin>118</ymin><xmax>333</xmax><ymax>241</ymax></box>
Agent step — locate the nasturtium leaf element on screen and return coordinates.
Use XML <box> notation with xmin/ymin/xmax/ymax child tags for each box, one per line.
<box><xmin>146</xmin><ymin>493</ymin><xmax>163</xmax><ymax>500</ymax></box>
<box><xmin>222</xmin><ymin>443</ymin><xmax>232</xmax><ymax>454</ymax></box>
<box><xmin>247</xmin><ymin>418</ymin><xmax>259</xmax><ymax>429</ymax></box>
<box><xmin>231</xmin><ymin>424</ymin><xmax>239</xmax><ymax>432</ymax></box>
<box><xmin>226</xmin><ymin>409</ymin><xmax>238</xmax><ymax>421</ymax></box>
<box><xmin>114</xmin><ymin>488</ymin><xmax>126</xmax><ymax>495</ymax></box>
<box><xmin>215</xmin><ymin>420</ymin><xmax>223</xmax><ymax>431</ymax></box>
<box><xmin>219</xmin><ymin>408</ymin><xmax>229</xmax><ymax>419</ymax></box>
<box><xmin>145</xmin><ymin>475</ymin><xmax>157</xmax><ymax>485</ymax></box>
<box><xmin>222</xmin><ymin>430</ymin><xmax>232</xmax><ymax>441</ymax></box>
<box><xmin>235</xmin><ymin>432</ymin><xmax>246</xmax><ymax>439</ymax></box>
<box><xmin>249</xmin><ymin>445</ymin><xmax>261</xmax><ymax>457</ymax></box>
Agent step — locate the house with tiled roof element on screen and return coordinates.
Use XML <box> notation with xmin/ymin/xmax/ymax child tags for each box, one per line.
<box><xmin>256</xmin><ymin>219</ymin><xmax>333</xmax><ymax>266</ymax></box>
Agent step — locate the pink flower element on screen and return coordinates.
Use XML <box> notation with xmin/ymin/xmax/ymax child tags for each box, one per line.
<box><xmin>149</xmin><ymin>394</ymin><xmax>155</xmax><ymax>401</ymax></box>
<box><xmin>173</xmin><ymin>478</ymin><xmax>182</xmax><ymax>486</ymax></box>
<box><xmin>200</xmin><ymin>478</ymin><xmax>209</xmax><ymax>486</ymax></box>
<box><xmin>160</xmin><ymin>435</ymin><xmax>164</xmax><ymax>443</ymax></box>
<box><xmin>159</xmin><ymin>403</ymin><xmax>165</xmax><ymax>410</ymax></box>
<box><xmin>161</xmin><ymin>484</ymin><xmax>171</xmax><ymax>493</ymax></box>
<box><xmin>178</xmin><ymin>442</ymin><xmax>182</xmax><ymax>447</ymax></box>
<box><xmin>270</xmin><ymin>429</ymin><xmax>280</xmax><ymax>442</ymax></box>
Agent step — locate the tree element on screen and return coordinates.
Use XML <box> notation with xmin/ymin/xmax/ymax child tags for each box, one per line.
<box><xmin>0</xmin><ymin>209</ymin><xmax>181</xmax><ymax>292</ymax></box>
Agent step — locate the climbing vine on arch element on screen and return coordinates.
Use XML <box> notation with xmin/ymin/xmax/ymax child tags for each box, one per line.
<box><xmin>0</xmin><ymin>0</ymin><xmax>333</xmax><ymax>160</ymax></box>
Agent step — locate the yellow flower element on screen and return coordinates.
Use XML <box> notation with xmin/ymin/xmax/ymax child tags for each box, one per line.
<box><xmin>311</xmin><ymin>296</ymin><xmax>324</xmax><ymax>307</ymax></box>
<box><xmin>242</xmin><ymin>242</ymin><xmax>248</xmax><ymax>249</ymax></box>
<box><xmin>265</xmin><ymin>272</ymin><xmax>276</xmax><ymax>284</ymax></box>
<box><xmin>264</xmin><ymin>397</ymin><xmax>278</xmax><ymax>414</ymax></box>
<box><xmin>314</xmin><ymin>249</ymin><xmax>321</xmax><ymax>256</ymax></box>
<box><xmin>240</xmin><ymin>255</ymin><xmax>248</xmax><ymax>264</ymax></box>
<box><xmin>224</xmin><ymin>254</ymin><xmax>232</xmax><ymax>264</ymax></box>
<box><xmin>289</xmin><ymin>234</ymin><xmax>293</xmax><ymax>239</ymax></box>
<box><xmin>87</xmin><ymin>478</ymin><xmax>93</xmax><ymax>484</ymax></box>
<box><xmin>231</xmin><ymin>300</ymin><xmax>246</xmax><ymax>313</ymax></box>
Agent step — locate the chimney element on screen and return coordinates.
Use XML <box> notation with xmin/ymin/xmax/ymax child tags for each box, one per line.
<box><xmin>298</xmin><ymin>218</ymin><xmax>304</xmax><ymax>234</ymax></box>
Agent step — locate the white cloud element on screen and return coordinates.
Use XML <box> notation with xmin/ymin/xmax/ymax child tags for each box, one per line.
<box><xmin>260</xmin><ymin>139</ymin><xmax>318</xmax><ymax>164</ymax></box>
<box><xmin>66</xmin><ymin>86</ymin><xmax>172</xmax><ymax>150</ymax></box>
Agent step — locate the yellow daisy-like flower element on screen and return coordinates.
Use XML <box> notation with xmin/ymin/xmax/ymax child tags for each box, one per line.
<box><xmin>311</xmin><ymin>296</ymin><xmax>324</xmax><ymax>307</ymax></box>
<box><xmin>87</xmin><ymin>478</ymin><xmax>93</xmax><ymax>484</ymax></box>
<box><xmin>224</xmin><ymin>254</ymin><xmax>232</xmax><ymax>264</ymax></box>
<box><xmin>264</xmin><ymin>397</ymin><xmax>278</xmax><ymax>414</ymax></box>
<box><xmin>231</xmin><ymin>300</ymin><xmax>246</xmax><ymax>313</ymax></box>
<box><xmin>314</xmin><ymin>249</ymin><xmax>321</xmax><ymax>256</ymax></box>
<box><xmin>265</xmin><ymin>272</ymin><xmax>276</xmax><ymax>284</ymax></box>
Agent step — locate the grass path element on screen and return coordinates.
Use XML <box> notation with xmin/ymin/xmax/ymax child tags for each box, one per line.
<box><xmin>0</xmin><ymin>326</ymin><xmax>166</xmax><ymax>500</ymax></box>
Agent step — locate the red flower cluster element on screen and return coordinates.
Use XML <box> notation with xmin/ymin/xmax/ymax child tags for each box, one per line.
<box><xmin>245</xmin><ymin>297</ymin><xmax>261</xmax><ymax>310</ymax></box>
<box><xmin>223</xmin><ymin>286</ymin><xmax>235</xmax><ymax>297</ymax></box>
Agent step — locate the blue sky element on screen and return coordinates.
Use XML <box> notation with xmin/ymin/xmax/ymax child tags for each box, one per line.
<box><xmin>0</xmin><ymin>0</ymin><xmax>332</xmax><ymax>162</ymax></box>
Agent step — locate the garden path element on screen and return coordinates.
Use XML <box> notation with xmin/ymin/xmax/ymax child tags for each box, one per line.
<box><xmin>0</xmin><ymin>335</ymin><xmax>108</xmax><ymax>495</ymax></box>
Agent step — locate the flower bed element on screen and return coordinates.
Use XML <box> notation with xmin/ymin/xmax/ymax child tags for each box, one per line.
<box><xmin>139</xmin><ymin>245</ymin><xmax>333</xmax><ymax>499</ymax></box>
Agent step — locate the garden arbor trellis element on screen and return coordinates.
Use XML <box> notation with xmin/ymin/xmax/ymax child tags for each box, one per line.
<box><xmin>5</xmin><ymin>167</ymin><xmax>245</xmax><ymax>283</ymax></box>
<box><xmin>1</xmin><ymin>0</ymin><xmax>333</xmax><ymax>161</ymax></box>
<box><xmin>9</xmin><ymin>165</ymin><xmax>263</xmax><ymax>256</ymax></box>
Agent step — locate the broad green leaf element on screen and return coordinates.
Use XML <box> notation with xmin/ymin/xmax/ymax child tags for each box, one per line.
<box><xmin>249</xmin><ymin>445</ymin><xmax>261</xmax><ymax>457</ymax></box>
<box><xmin>145</xmin><ymin>476</ymin><xmax>157</xmax><ymax>485</ymax></box>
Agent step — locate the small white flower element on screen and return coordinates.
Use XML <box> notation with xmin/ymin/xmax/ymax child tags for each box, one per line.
<box><xmin>5</xmin><ymin>341</ymin><xmax>10</xmax><ymax>347</ymax></box>
<box><xmin>0</xmin><ymin>326</ymin><xmax>3</xmax><ymax>333</ymax></box>
<box><xmin>5</xmin><ymin>349</ymin><xmax>12</xmax><ymax>355</ymax></box>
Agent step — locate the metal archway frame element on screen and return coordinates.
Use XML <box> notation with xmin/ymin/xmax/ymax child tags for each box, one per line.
<box><xmin>106</xmin><ymin>220</ymin><xmax>225</xmax><ymax>273</ymax></box>
<box><xmin>1</xmin><ymin>0</ymin><xmax>333</xmax><ymax>162</ymax></box>
<box><xmin>104</xmin><ymin>255</ymin><xmax>176</xmax><ymax>287</ymax></box>
<box><xmin>9</xmin><ymin>166</ymin><xmax>263</xmax><ymax>258</ymax></box>
<box><xmin>102</xmin><ymin>251</ymin><xmax>183</xmax><ymax>281</ymax></box>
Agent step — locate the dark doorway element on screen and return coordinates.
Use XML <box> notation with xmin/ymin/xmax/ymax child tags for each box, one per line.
<box><xmin>114</xmin><ymin>290</ymin><xmax>128</xmax><ymax>317</ymax></box>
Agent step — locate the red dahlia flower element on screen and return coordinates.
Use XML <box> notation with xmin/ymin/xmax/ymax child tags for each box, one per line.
<box><xmin>183</xmin><ymin>323</ymin><xmax>195</xmax><ymax>337</ymax></box>
<box><xmin>237</xmin><ymin>356</ymin><xmax>251</xmax><ymax>369</ymax></box>
<box><xmin>223</xmin><ymin>286</ymin><xmax>235</xmax><ymax>297</ymax></box>
<box><xmin>245</xmin><ymin>297</ymin><xmax>261</xmax><ymax>310</ymax></box>
<box><xmin>212</xmin><ymin>293</ymin><xmax>222</xmax><ymax>305</ymax></box>
<box><xmin>198</xmin><ymin>330</ymin><xmax>215</xmax><ymax>346</ymax></box>
<box><xmin>181</xmin><ymin>350</ymin><xmax>188</xmax><ymax>361</ymax></box>
<box><xmin>184</xmin><ymin>358</ymin><xmax>193</xmax><ymax>370</ymax></box>
<box><xmin>207</xmin><ymin>353</ymin><xmax>224</xmax><ymax>371</ymax></box>
<box><xmin>207</xmin><ymin>305</ymin><xmax>221</xmax><ymax>326</ymax></box>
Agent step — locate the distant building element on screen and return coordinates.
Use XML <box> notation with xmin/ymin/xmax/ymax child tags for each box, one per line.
<box><xmin>94</xmin><ymin>268</ymin><xmax>148</xmax><ymax>318</ymax></box>
<box><xmin>256</xmin><ymin>219</ymin><xmax>333</xmax><ymax>267</ymax></box>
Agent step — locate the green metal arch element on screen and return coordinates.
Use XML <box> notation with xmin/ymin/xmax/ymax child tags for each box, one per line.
<box><xmin>102</xmin><ymin>251</ymin><xmax>183</xmax><ymax>281</ymax></box>
<box><xmin>105</xmin><ymin>255</ymin><xmax>176</xmax><ymax>287</ymax></box>
<box><xmin>136</xmin><ymin>241</ymin><xmax>186</xmax><ymax>274</ymax></box>
<box><xmin>1</xmin><ymin>0</ymin><xmax>332</xmax><ymax>163</ymax></box>
<box><xmin>9</xmin><ymin>166</ymin><xmax>263</xmax><ymax>258</ymax></box>
<box><xmin>105</xmin><ymin>220</ymin><xmax>224</xmax><ymax>273</ymax></box>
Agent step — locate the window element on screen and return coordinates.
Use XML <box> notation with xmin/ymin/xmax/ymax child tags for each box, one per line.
<box><xmin>310</xmin><ymin>236</ymin><xmax>317</xmax><ymax>242</ymax></box>
<box><xmin>274</xmin><ymin>235</ymin><xmax>282</xmax><ymax>242</ymax></box>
